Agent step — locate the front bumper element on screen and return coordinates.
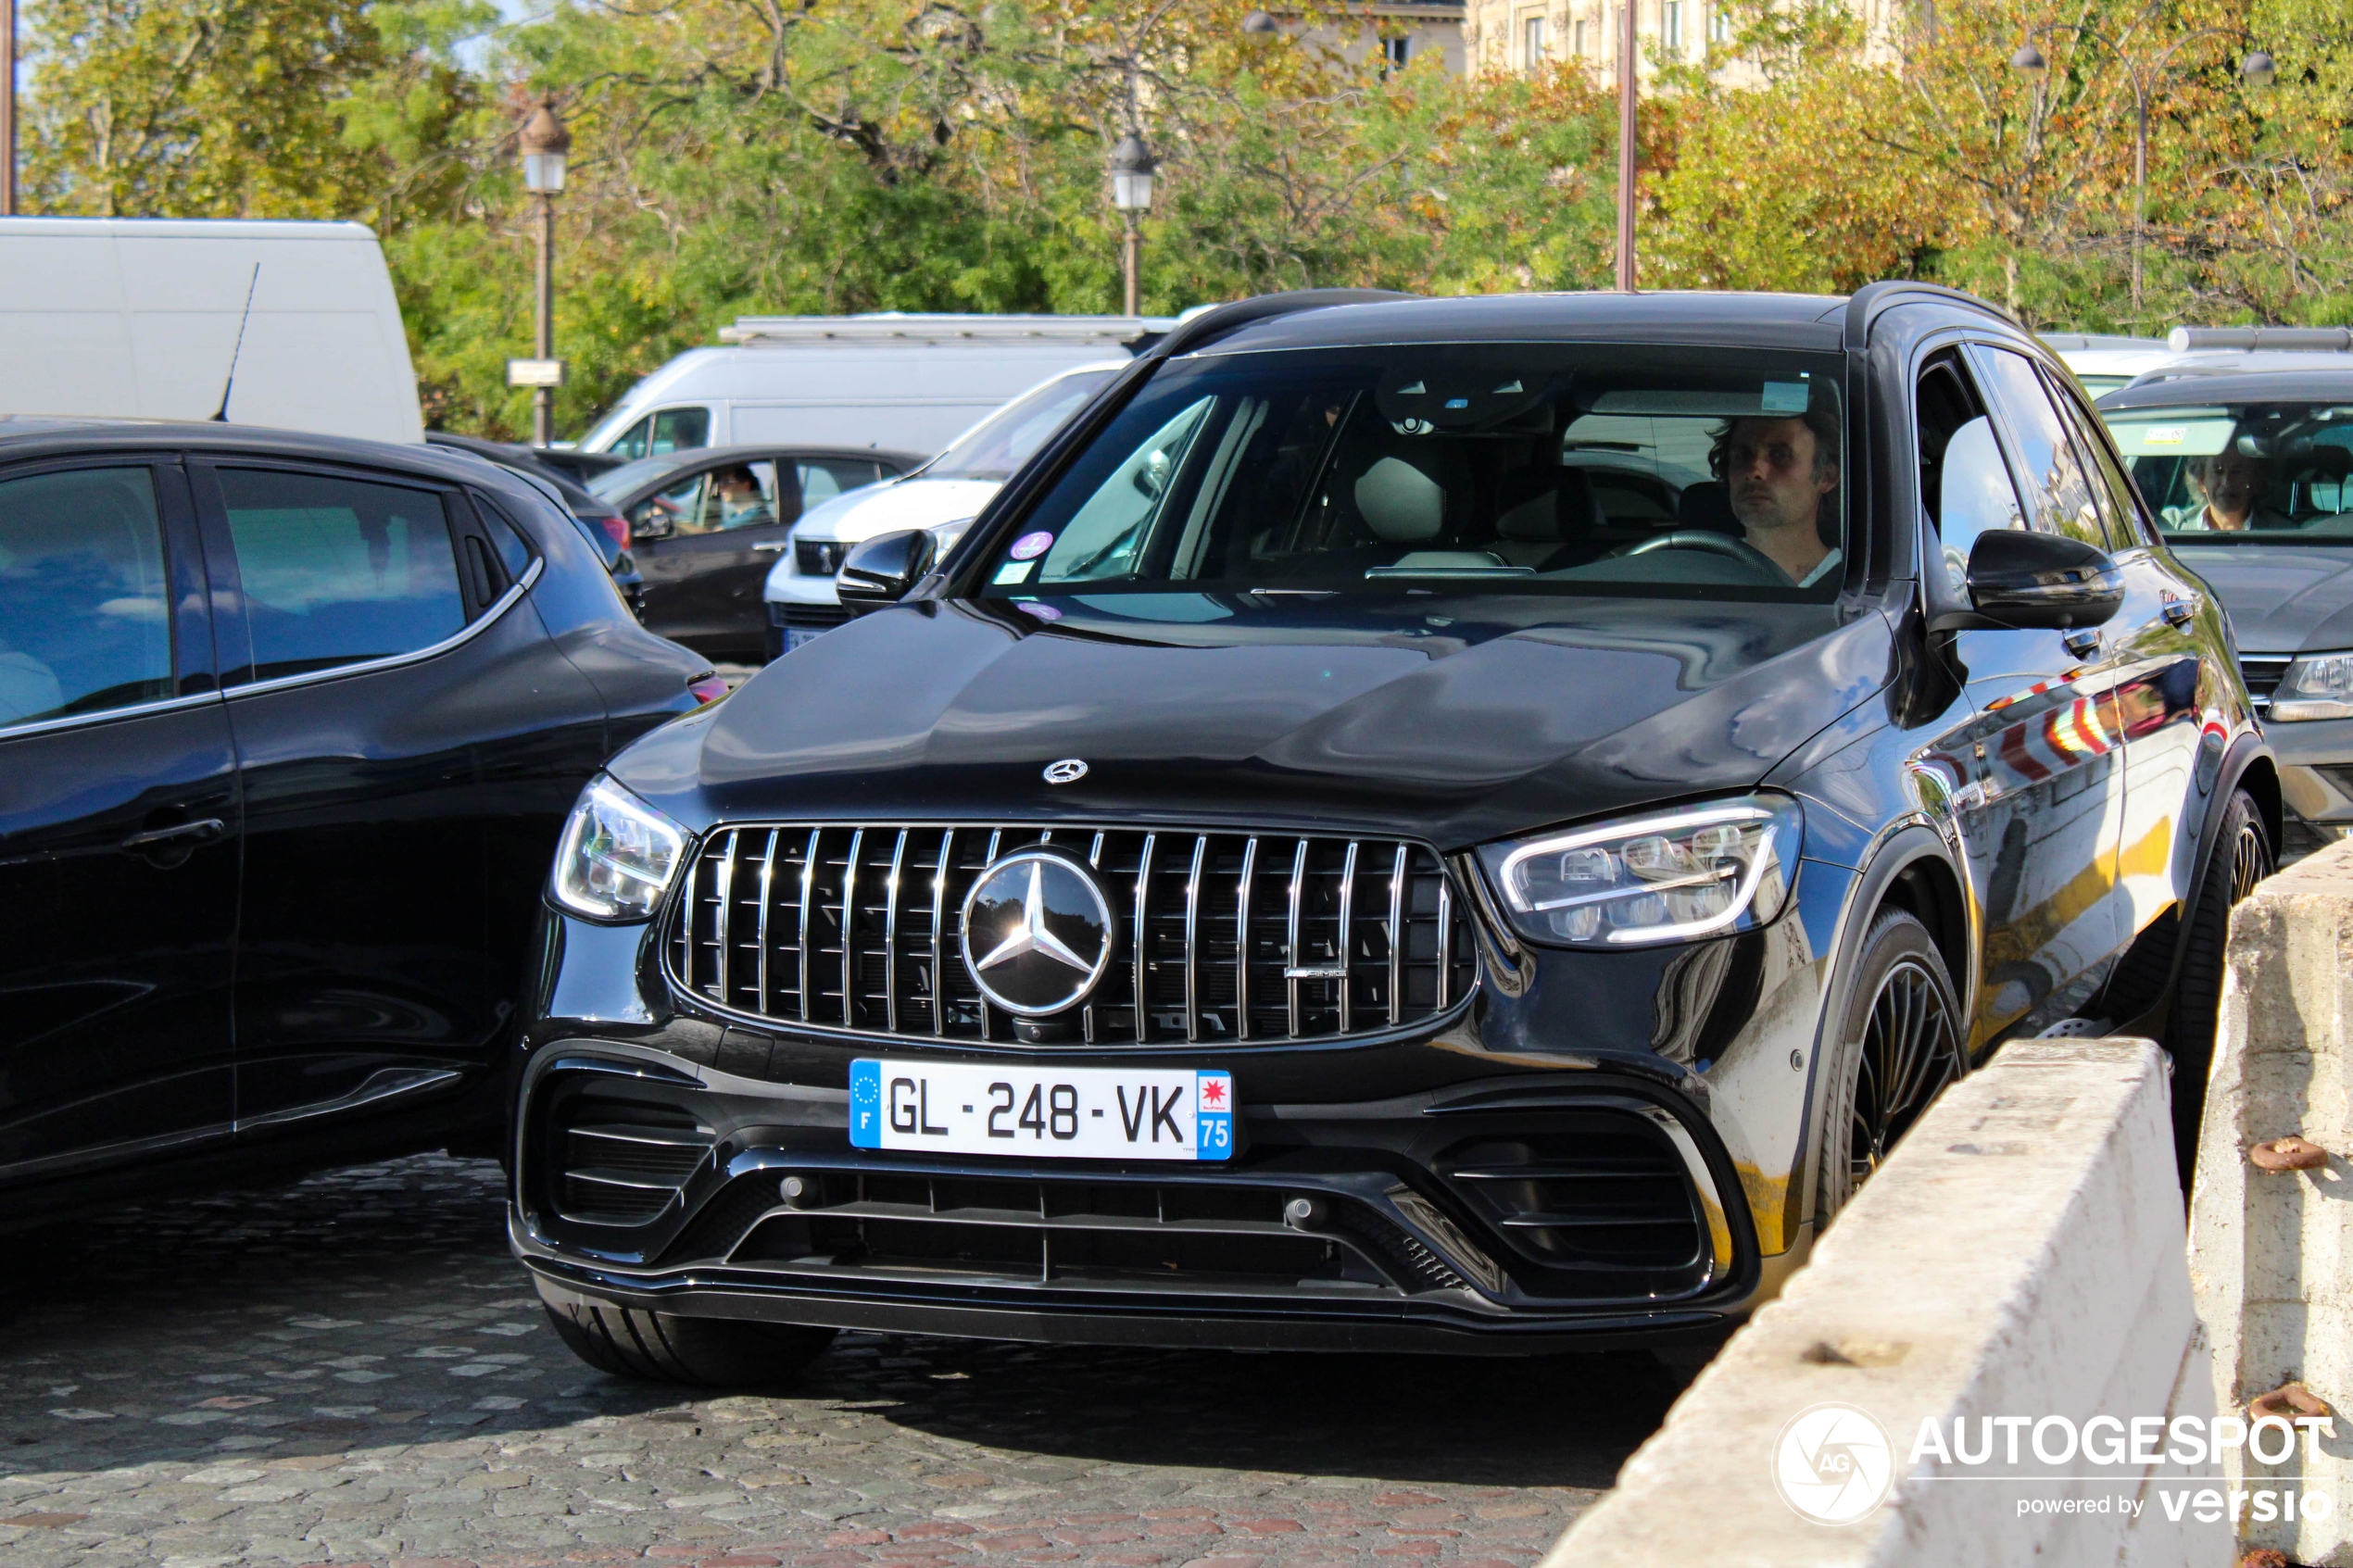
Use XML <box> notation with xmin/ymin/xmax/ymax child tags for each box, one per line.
<box><xmin>2260</xmin><ymin>713</ymin><xmax>2353</xmax><ymax>827</ymax></box>
<box><xmin>509</xmin><ymin>1037</ymin><xmax>1762</xmax><ymax>1354</ymax></box>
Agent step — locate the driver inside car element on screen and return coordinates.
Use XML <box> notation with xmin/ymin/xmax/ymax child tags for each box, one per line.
<box><xmin>1716</xmin><ymin>409</ymin><xmax>1842</xmax><ymax>586</ymax></box>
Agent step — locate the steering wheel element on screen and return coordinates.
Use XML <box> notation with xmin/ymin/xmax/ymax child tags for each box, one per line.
<box><xmin>1624</xmin><ymin>530</ymin><xmax>1783</xmax><ymax>577</ymax></box>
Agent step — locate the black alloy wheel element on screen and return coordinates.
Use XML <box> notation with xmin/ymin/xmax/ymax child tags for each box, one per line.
<box><xmin>2166</xmin><ymin>788</ymin><xmax>2274</xmax><ymax>1190</ymax></box>
<box><xmin>1817</xmin><ymin>908</ymin><xmax>1965</xmax><ymax>1225</ymax></box>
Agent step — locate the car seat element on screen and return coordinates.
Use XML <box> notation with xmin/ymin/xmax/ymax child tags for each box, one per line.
<box><xmin>1493</xmin><ymin>468</ymin><xmax>1605</xmax><ymax>567</ymax></box>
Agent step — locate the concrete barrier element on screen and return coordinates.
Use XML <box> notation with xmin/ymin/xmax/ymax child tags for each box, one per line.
<box><xmin>2190</xmin><ymin>836</ymin><xmax>2353</xmax><ymax>1564</ymax></box>
<box><xmin>1541</xmin><ymin>1036</ymin><xmax>2225</xmax><ymax>1567</ymax></box>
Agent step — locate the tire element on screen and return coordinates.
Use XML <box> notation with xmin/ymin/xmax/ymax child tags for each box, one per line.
<box><xmin>2164</xmin><ymin>787</ymin><xmax>2272</xmax><ymax>1190</ymax></box>
<box><xmin>541</xmin><ymin>1288</ymin><xmax>837</xmax><ymax>1387</ymax></box>
<box><xmin>1814</xmin><ymin>908</ymin><xmax>1966</xmax><ymax>1226</ymax></box>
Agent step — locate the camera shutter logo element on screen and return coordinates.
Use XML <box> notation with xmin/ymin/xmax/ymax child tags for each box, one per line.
<box><xmin>1772</xmin><ymin>1401</ymin><xmax>1894</xmax><ymax>1524</ymax></box>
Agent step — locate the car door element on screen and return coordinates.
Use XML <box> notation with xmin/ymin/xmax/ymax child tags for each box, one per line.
<box><xmin>1919</xmin><ymin>346</ymin><xmax>2133</xmax><ymax>1040</ymax></box>
<box><xmin>193</xmin><ymin>458</ymin><xmax>608</xmax><ymax>1138</ymax></box>
<box><xmin>2042</xmin><ymin>363</ymin><xmax>2221</xmax><ymax>957</ymax></box>
<box><xmin>0</xmin><ymin>458</ymin><xmax>242</xmax><ymax>1179</ymax></box>
<box><xmin>629</xmin><ymin>458</ymin><xmax>795</xmax><ymax>658</ymax></box>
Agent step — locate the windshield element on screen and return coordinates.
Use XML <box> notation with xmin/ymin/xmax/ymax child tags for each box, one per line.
<box><xmin>2102</xmin><ymin>401</ymin><xmax>2353</xmax><ymax>543</ymax></box>
<box><xmin>929</xmin><ymin>368</ymin><xmax>1121</xmax><ymax>482</ymax></box>
<box><xmin>974</xmin><ymin>345</ymin><xmax>1848</xmax><ymax>601</ymax></box>
<box><xmin>587</xmin><ymin>451</ymin><xmax>697</xmax><ymax>502</ymax></box>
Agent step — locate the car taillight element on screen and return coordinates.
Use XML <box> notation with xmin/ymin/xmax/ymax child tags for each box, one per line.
<box><xmin>595</xmin><ymin>512</ymin><xmax>630</xmax><ymax>549</ymax></box>
<box><xmin>688</xmin><ymin>672</ymin><xmax>729</xmax><ymax>705</ymax></box>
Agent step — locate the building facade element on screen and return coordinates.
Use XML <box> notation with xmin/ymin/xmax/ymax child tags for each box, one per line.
<box><xmin>1461</xmin><ymin>0</ymin><xmax>1904</xmax><ymax>82</ymax></box>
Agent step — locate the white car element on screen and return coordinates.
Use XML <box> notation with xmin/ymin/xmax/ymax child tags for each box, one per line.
<box><xmin>2040</xmin><ymin>332</ymin><xmax>2172</xmax><ymax>396</ymax></box>
<box><xmin>763</xmin><ymin>360</ymin><xmax>1125</xmax><ymax>657</ymax></box>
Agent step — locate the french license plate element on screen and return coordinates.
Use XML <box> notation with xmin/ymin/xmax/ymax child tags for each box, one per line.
<box><xmin>849</xmin><ymin>1060</ymin><xmax>1233</xmax><ymax>1161</ymax></box>
<box><xmin>784</xmin><ymin>625</ymin><xmax>827</xmax><ymax>653</ymax></box>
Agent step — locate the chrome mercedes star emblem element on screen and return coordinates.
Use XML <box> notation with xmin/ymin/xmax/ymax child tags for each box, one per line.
<box><xmin>960</xmin><ymin>848</ymin><xmax>1114</xmax><ymax>1017</ymax></box>
<box><xmin>1042</xmin><ymin>759</ymin><xmax>1088</xmax><ymax>784</ymax></box>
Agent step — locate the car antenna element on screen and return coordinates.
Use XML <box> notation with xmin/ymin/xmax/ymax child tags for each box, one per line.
<box><xmin>211</xmin><ymin>264</ymin><xmax>261</xmax><ymax>422</ymax></box>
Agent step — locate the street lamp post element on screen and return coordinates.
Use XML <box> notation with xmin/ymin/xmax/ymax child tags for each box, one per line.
<box><xmin>518</xmin><ymin>99</ymin><xmax>571</xmax><ymax>448</ymax></box>
<box><xmin>2010</xmin><ymin>31</ymin><xmax>2271</xmax><ymax>315</ymax></box>
<box><xmin>3</xmin><ymin>0</ymin><xmax>18</xmax><ymax>215</ymax></box>
<box><xmin>1108</xmin><ymin>132</ymin><xmax>1155</xmax><ymax>318</ymax></box>
<box><xmin>1615</xmin><ymin>0</ymin><xmax>1639</xmax><ymax>291</ymax></box>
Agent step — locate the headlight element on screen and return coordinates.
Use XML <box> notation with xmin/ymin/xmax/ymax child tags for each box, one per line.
<box><xmin>1476</xmin><ymin>794</ymin><xmax>1802</xmax><ymax>948</ymax></box>
<box><xmin>550</xmin><ymin>775</ymin><xmax>689</xmax><ymax>922</ymax></box>
<box><xmin>929</xmin><ymin>516</ymin><xmax>977</xmax><ymax>557</ymax></box>
<box><xmin>2269</xmin><ymin>651</ymin><xmax>2353</xmax><ymax>721</ymax></box>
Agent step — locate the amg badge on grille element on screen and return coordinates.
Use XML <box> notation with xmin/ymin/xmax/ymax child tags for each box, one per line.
<box><xmin>960</xmin><ymin>849</ymin><xmax>1114</xmax><ymax>1016</ymax></box>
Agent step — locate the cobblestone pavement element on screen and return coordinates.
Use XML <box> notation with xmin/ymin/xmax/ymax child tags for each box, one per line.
<box><xmin>0</xmin><ymin>1155</ymin><xmax>1688</xmax><ymax>1568</ymax></box>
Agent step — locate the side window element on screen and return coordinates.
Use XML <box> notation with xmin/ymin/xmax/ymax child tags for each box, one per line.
<box><xmin>1968</xmin><ymin>346</ymin><xmax>2107</xmax><ymax>548</ymax></box>
<box><xmin>708</xmin><ymin>462</ymin><xmax>780</xmax><ymax>531</ymax></box>
<box><xmin>610</xmin><ymin>417</ymin><xmax>651</xmax><ymax>462</ymax></box>
<box><xmin>649</xmin><ymin>407</ymin><xmax>711</xmax><ymax>456</ymax></box>
<box><xmin>1916</xmin><ymin>354</ymin><xmax>2028</xmax><ymax>600</ymax></box>
<box><xmin>477</xmin><ymin>503</ymin><xmax>535</xmax><ymax>579</ymax></box>
<box><xmin>2040</xmin><ymin>366</ymin><xmax>2154</xmax><ymax>551</ymax></box>
<box><xmin>798</xmin><ymin>458</ymin><xmax>888</xmax><ymax>508</ymax></box>
<box><xmin>0</xmin><ymin>466</ymin><xmax>174</xmax><ymax>728</ymax></box>
<box><xmin>632</xmin><ymin>472</ymin><xmax>707</xmax><ymax>537</ymax></box>
<box><xmin>217</xmin><ymin>469</ymin><xmax>468</xmax><ymax>682</ymax></box>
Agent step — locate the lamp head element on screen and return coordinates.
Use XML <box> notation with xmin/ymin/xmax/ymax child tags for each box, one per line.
<box><xmin>2009</xmin><ymin>43</ymin><xmax>2048</xmax><ymax>82</ymax></box>
<box><xmin>1242</xmin><ymin>9</ymin><xmax>1278</xmax><ymax>33</ymax></box>
<box><xmin>2240</xmin><ymin>50</ymin><xmax>2276</xmax><ymax>89</ymax></box>
<box><xmin>1109</xmin><ymin>132</ymin><xmax>1157</xmax><ymax>212</ymax></box>
<box><xmin>520</xmin><ymin>98</ymin><xmax>572</xmax><ymax>194</ymax></box>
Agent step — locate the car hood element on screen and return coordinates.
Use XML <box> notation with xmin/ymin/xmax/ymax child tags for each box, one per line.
<box><xmin>613</xmin><ymin>594</ymin><xmax>1894</xmax><ymax>848</ymax></box>
<box><xmin>2171</xmin><ymin>545</ymin><xmax>2353</xmax><ymax>653</ymax></box>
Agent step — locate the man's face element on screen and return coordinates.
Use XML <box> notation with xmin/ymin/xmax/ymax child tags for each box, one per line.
<box><xmin>2195</xmin><ymin>450</ymin><xmax>2271</xmax><ymax>520</ymax></box>
<box><xmin>716</xmin><ymin>471</ymin><xmax>756</xmax><ymax>498</ymax></box>
<box><xmin>1724</xmin><ymin>418</ymin><xmax>1837</xmax><ymax>536</ymax></box>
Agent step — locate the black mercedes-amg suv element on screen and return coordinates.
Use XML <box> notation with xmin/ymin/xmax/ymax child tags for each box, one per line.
<box><xmin>511</xmin><ymin>284</ymin><xmax>2274</xmax><ymax>1385</ymax></box>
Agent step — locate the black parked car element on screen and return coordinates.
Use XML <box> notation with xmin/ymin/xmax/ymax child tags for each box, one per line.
<box><xmin>511</xmin><ymin>286</ymin><xmax>2274</xmax><ymax>1385</ymax></box>
<box><xmin>2096</xmin><ymin>367</ymin><xmax>2353</xmax><ymax>847</ymax></box>
<box><xmin>0</xmin><ymin>419</ymin><xmax>716</xmax><ymax>1223</ymax></box>
<box><xmin>586</xmin><ymin>445</ymin><xmax>919</xmax><ymax>660</ymax></box>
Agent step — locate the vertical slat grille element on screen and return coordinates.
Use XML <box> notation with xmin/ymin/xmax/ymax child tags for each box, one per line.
<box><xmin>667</xmin><ymin>824</ymin><xmax>1476</xmax><ymax>1045</ymax></box>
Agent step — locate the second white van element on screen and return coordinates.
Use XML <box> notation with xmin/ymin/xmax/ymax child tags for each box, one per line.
<box><xmin>576</xmin><ymin>314</ymin><xmax>1167</xmax><ymax>461</ymax></box>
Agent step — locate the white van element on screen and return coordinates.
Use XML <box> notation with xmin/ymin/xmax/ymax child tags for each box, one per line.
<box><xmin>0</xmin><ymin>217</ymin><xmax>423</xmax><ymax>443</ymax></box>
<box><xmin>578</xmin><ymin>314</ymin><xmax>1168</xmax><ymax>461</ymax></box>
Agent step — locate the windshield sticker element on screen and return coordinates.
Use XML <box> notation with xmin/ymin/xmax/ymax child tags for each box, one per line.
<box><xmin>1010</xmin><ymin>530</ymin><xmax>1055</xmax><ymax>560</ymax></box>
<box><xmin>994</xmin><ymin>560</ymin><xmax>1037</xmax><ymax>584</ymax></box>
<box><xmin>1014</xmin><ymin>600</ymin><xmax>1063</xmax><ymax>621</ymax></box>
<box><xmin>1763</xmin><ymin>382</ymin><xmax>1811</xmax><ymax>414</ymax></box>
<box><xmin>2145</xmin><ymin>426</ymin><xmax>2188</xmax><ymax>445</ymax></box>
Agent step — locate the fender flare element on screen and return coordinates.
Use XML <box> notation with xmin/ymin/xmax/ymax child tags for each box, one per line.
<box><xmin>2158</xmin><ymin>729</ymin><xmax>2279</xmax><ymax>1011</ymax></box>
<box><xmin>1789</xmin><ymin>821</ymin><xmax>1969</xmax><ymax>1230</ymax></box>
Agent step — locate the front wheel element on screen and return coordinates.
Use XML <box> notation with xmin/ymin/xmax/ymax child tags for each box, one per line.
<box><xmin>540</xmin><ymin>1285</ymin><xmax>837</xmax><ymax>1387</ymax></box>
<box><xmin>1815</xmin><ymin>908</ymin><xmax>1966</xmax><ymax>1226</ymax></box>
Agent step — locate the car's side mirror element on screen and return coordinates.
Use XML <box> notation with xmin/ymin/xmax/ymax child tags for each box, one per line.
<box><xmin>1963</xmin><ymin>529</ymin><xmax>2124</xmax><ymax>630</ymax></box>
<box><xmin>629</xmin><ymin>506</ymin><xmax>673</xmax><ymax>543</ymax></box>
<box><xmin>837</xmin><ymin>529</ymin><xmax>937</xmax><ymax>616</ymax></box>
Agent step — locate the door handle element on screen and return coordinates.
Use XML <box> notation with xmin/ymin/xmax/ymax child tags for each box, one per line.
<box><xmin>2162</xmin><ymin>596</ymin><xmax>2199</xmax><ymax>627</ymax></box>
<box><xmin>120</xmin><ymin>818</ymin><xmax>226</xmax><ymax>853</ymax></box>
<box><xmin>751</xmin><ymin>542</ymin><xmax>787</xmax><ymax>552</ymax></box>
<box><xmin>2061</xmin><ymin>628</ymin><xmax>2103</xmax><ymax>659</ymax></box>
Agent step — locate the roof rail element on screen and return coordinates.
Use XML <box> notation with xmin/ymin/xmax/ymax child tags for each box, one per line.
<box><xmin>718</xmin><ymin>312</ymin><xmax>1176</xmax><ymax>345</ymax></box>
<box><xmin>1843</xmin><ymin>281</ymin><xmax>2015</xmax><ymax>352</ymax></box>
<box><xmin>1148</xmin><ymin>289</ymin><xmax>1416</xmax><ymax>361</ymax></box>
<box><xmin>2169</xmin><ymin>325</ymin><xmax>2353</xmax><ymax>354</ymax></box>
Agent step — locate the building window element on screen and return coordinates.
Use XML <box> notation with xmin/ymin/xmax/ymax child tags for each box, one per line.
<box><xmin>1382</xmin><ymin>33</ymin><xmax>1410</xmax><ymax>73</ymax></box>
<box><xmin>1709</xmin><ymin>3</ymin><xmax>1730</xmax><ymax>42</ymax></box>
<box><xmin>1524</xmin><ymin>14</ymin><xmax>1547</xmax><ymax>67</ymax></box>
<box><xmin>1573</xmin><ymin>18</ymin><xmax>1588</xmax><ymax>55</ymax></box>
<box><xmin>1665</xmin><ymin>0</ymin><xmax>1682</xmax><ymax>48</ymax></box>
